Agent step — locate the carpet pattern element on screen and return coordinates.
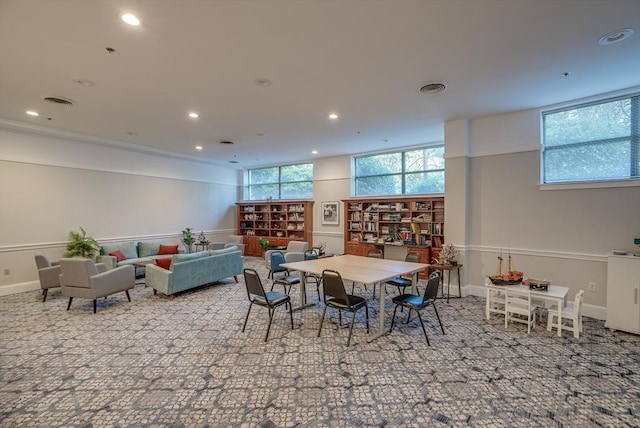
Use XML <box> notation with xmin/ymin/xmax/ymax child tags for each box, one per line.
<box><xmin>1</xmin><ymin>257</ymin><xmax>639</xmax><ymax>427</ymax></box>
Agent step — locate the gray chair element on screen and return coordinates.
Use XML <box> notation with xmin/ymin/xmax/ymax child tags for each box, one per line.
<box><xmin>59</xmin><ymin>258</ymin><xmax>135</xmax><ymax>313</ymax></box>
<box><xmin>318</xmin><ymin>269</ymin><xmax>369</xmax><ymax>347</ymax></box>
<box><xmin>242</xmin><ymin>268</ymin><xmax>294</xmax><ymax>342</ymax></box>
<box><xmin>265</xmin><ymin>241</ymin><xmax>309</xmax><ymax>275</ymax></box>
<box><xmin>389</xmin><ymin>271</ymin><xmax>444</xmax><ymax>345</ymax></box>
<box><xmin>209</xmin><ymin>235</ymin><xmax>246</xmax><ymax>255</ymax></box>
<box><xmin>35</xmin><ymin>254</ymin><xmax>61</xmax><ymax>302</ymax></box>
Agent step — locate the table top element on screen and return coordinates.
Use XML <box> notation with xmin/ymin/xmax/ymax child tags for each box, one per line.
<box><xmin>281</xmin><ymin>254</ymin><xmax>428</xmax><ymax>285</ymax></box>
<box><xmin>486</xmin><ymin>282</ymin><xmax>569</xmax><ymax>299</ymax></box>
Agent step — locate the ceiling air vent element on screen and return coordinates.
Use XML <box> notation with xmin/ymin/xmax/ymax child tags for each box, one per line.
<box><xmin>43</xmin><ymin>96</ymin><xmax>75</xmax><ymax>106</ymax></box>
<box><xmin>419</xmin><ymin>82</ymin><xmax>447</xmax><ymax>95</ymax></box>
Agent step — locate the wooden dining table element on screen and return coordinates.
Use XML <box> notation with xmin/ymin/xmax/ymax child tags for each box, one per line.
<box><xmin>281</xmin><ymin>254</ymin><xmax>429</xmax><ymax>342</ymax></box>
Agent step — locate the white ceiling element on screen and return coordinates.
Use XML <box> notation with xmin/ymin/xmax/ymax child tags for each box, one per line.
<box><xmin>1</xmin><ymin>0</ymin><xmax>639</xmax><ymax>168</ymax></box>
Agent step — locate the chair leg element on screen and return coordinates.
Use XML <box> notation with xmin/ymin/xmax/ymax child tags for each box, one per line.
<box><xmin>405</xmin><ymin>308</ymin><xmax>412</xmax><ymax>324</ymax></box>
<box><xmin>346</xmin><ymin>311</ymin><xmax>357</xmax><ymax>347</ymax></box>
<box><xmin>389</xmin><ymin>305</ymin><xmax>399</xmax><ymax>333</ymax></box>
<box><xmin>289</xmin><ymin>302</ymin><xmax>294</xmax><ymax>330</ymax></box>
<box><xmin>93</xmin><ymin>299</ymin><xmax>97</xmax><ymax>314</ymax></box>
<box><xmin>42</xmin><ymin>289</ymin><xmax>48</xmax><ymax>302</ymax></box>
<box><xmin>265</xmin><ymin>308</ymin><xmax>275</xmax><ymax>342</ymax></box>
<box><xmin>364</xmin><ymin>305</ymin><xmax>369</xmax><ymax>333</ymax></box>
<box><xmin>125</xmin><ymin>290</ymin><xmax>131</xmax><ymax>302</ymax></box>
<box><xmin>67</xmin><ymin>297</ymin><xmax>73</xmax><ymax>310</ymax></box>
<box><xmin>242</xmin><ymin>303</ymin><xmax>253</xmax><ymax>332</ymax></box>
<box><xmin>416</xmin><ymin>311</ymin><xmax>430</xmax><ymax>346</ymax></box>
<box><xmin>317</xmin><ymin>305</ymin><xmax>328</xmax><ymax>337</ymax></box>
<box><xmin>432</xmin><ymin>303</ymin><xmax>445</xmax><ymax>334</ymax></box>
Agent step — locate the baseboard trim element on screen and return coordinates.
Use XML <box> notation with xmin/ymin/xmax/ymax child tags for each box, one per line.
<box><xmin>0</xmin><ymin>280</ymin><xmax>40</xmax><ymax>296</ymax></box>
<box><xmin>463</xmin><ymin>284</ymin><xmax>606</xmax><ymax>320</ymax></box>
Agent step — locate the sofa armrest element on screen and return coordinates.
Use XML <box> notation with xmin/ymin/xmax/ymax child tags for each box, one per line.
<box><xmin>91</xmin><ymin>265</ymin><xmax>135</xmax><ymax>298</ymax></box>
<box><xmin>145</xmin><ymin>263</ymin><xmax>172</xmax><ymax>294</ymax></box>
<box><xmin>96</xmin><ymin>255</ymin><xmax>117</xmax><ymax>270</ymax></box>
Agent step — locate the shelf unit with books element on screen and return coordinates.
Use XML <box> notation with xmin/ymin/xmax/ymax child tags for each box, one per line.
<box><xmin>343</xmin><ymin>196</ymin><xmax>445</xmax><ymax>274</ymax></box>
<box><xmin>236</xmin><ymin>200</ymin><xmax>314</xmax><ymax>257</ymax></box>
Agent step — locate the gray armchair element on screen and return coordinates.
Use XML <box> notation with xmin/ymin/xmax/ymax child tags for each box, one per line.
<box><xmin>209</xmin><ymin>235</ymin><xmax>246</xmax><ymax>255</ymax></box>
<box><xmin>35</xmin><ymin>254</ymin><xmax>61</xmax><ymax>302</ymax></box>
<box><xmin>59</xmin><ymin>258</ymin><xmax>135</xmax><ymax>313</ymax></box>
<box><xmin>265</xmin><ymin>241</ymin><xmax>309</xmax><ymax>275</ymax></box>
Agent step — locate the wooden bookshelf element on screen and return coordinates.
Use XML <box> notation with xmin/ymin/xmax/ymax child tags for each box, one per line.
<box><xmin>343</xmin><ymin>196</ymin><xmax>445</xmax><ymax>277</ymax></box>
<box><xmin>236</xmin><ymin>200</ymin><xmax>314</xmax><ymax>257</ymax></box>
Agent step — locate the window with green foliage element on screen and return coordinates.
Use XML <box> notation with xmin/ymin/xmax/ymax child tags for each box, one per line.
<box><xmin>354</xmin><ymin>145</ymin><xmax>445</xmax><ymax>196</ymax></box>
<box><xmin>247</xmin><ymin>163</ymin><xmax>313</xmax><ymax>200</ymax></box>
<box><xmin>542</xmin><ymin>93</ymin><xmax>639</xmax><ymax>183</ymax></box>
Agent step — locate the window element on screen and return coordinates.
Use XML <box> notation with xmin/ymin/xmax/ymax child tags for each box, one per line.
<box><xmin>246</xmin><ymin>163</ymin><xmax>313</xmax><ymax>200</ymax></box>
<box><xmin>542</xmin><ymin>93</ymin><xmax>639</xmax><ymax>183</ymax></box>
<box><xmin>354</xmin><ymin>145</ymin><xmax>445</xmax><ymax>196</ymax></box>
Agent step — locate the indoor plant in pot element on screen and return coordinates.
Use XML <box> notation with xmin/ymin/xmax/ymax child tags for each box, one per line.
<box><xmin>65</xmin><ymin>226</ymin><xmax>100</xmax><ymax>259</ymax></box>
<box><xmin>181</xmin><ymin>227</ymin><xmax>195</xmax><ymax>253</ymax></box>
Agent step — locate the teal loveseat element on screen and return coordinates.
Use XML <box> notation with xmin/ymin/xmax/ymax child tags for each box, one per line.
<box><xmin>145</xmin><ymin>246</ymin><xmax>243</xmax><ymax>299</ymax></box>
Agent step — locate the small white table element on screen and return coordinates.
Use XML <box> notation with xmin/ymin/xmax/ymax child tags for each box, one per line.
<box><xmin>281</xmin><ymin>254</ymin><xmax>428</xmax><ymax>341</ymax></box>
<box><xmin>485</xmin><ymin>282</ymin><xmax>569</xmax><ymax>336</ymax></box>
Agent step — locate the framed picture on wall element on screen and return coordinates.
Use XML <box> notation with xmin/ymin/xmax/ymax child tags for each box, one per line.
<box><xmin>321</xmin><ymin>201</ymin><xmax>339</xmax><ymax>225</ymax></box>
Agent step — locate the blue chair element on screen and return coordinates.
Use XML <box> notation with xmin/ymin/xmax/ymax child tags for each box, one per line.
<box><xmin>270</xmin><ymin>251</ymin><xmax>300</xmax><ymax>294</ymax></box>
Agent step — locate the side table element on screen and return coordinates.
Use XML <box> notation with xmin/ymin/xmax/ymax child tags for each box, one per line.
<box><xmin>194</xmin><ymin>241</ymin><xmax>210</xmax><ymax>252</ymax></box>
<box><xmin>428</xmin><ymin>263</ymin><xmax>463</xmax><ymax>303</ymax></box>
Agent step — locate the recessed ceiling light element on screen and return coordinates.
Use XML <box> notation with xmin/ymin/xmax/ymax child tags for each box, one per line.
<box><xmin>229</xmin><ymin>160</ymin><xmax>239</xmax><ymax>164</ymax></box>
<box><xmin>220</xmin><ymin>140</ymin><xmax>234</xmax><ymax>145</ymax></box>
<box><xmin>195</xmin><ymin>145</ymin><xmax>203</xmax><ymax>150</ymax></box>
<box><xmin>121</xmin><ymin>13</ymin><xmax>140</xmax><ymax>26</ymax></box>
<box><xmin>312</xmin><ymin>150</ymin><xmax>318</xmax><ymax>155</ymax></box>
<box><xmin>26</xmin><ymin>110</ymin><xmax>39</xmax><ymax>116</ymax></box>
<box><xmin>254</xmin><ymin>78</ymin><xmax>272</xmax><ymax>87</ymax></box>
<box><xmin>328</xmin><ymin>113</ymin><xmax>339</xmax><ymax>120</ymax></box>
<box><xmin>188</xmin><ymin>112</ymin><xmax>199</xmax><ymax>119</ymax></box>
<box><xmin>73</xmin><ymin>78</ymin><xmax>95</xmax><ymax>87</ymax></box>
<box><xmin>599</xmin><ymin>28</ymin><xmax>634</xmax><ymax>45</ymax></box>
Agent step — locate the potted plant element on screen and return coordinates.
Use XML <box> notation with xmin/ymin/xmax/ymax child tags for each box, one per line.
<box><xmin>440</xmin><ymin>243</ymin><xmax>459</xmax><ymax>265</ymax></box>
<box><xmin>258</xmin><ymin>237</ymin><xmax>270</xmax><ymax>255</ymax></box>
<box><xmin>181</xmin><ymin>227</ymin><xmax>195</xmax><ymax>253</ymax></box>
<box><xmin>65</xmin><ymin>226</ymin><xmax>100</xmax><ymax>259</ymax></box>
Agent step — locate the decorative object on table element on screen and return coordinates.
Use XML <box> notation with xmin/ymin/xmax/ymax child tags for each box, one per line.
<box><xmin>197</xmin><ymin>231</ymin><xmax>207</xmax><ymax>244</ymax></box>
<box><xmin>488</xmin><ymin>249</ymin><xmax>523</xmax><ymax>285</ymax></box>
<box><xmin>440</xmin><ymin>243</ymin><xmax>458</xmax><ymax>265</ymax></box>
<box><xmin>321</xmin><ymin>201</ymin><xmax>339</xmax><ymax>225</ymax></box>
<box><xmin>314</xmin><ymin>241</ymin><xmax>327</xmax><ymax>256</ymax></box>
<box><xmin>522</xmin><ymin>278</ymin><xmax>550</xmax><ymax>291</ymax></box>
<box><xmin>64</xmin><ymin>226</ymin><xmax>100</xmax><ymax>259</ymax></box>
<box><xmin>181</xmin><ymin>227</ymin><xmax>195</xmax><ymax>253</ymax></box>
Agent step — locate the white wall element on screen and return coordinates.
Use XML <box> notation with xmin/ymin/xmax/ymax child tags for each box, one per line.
<box><xmin>0</xmin><ymin>127</ymin><xmax>241</xmax><ymax>293</ymax></box>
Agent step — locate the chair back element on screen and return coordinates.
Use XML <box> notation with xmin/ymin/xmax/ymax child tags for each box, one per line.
<box><xmin>405</xmin><ymin>252</ymin><xmax>420</xmax><ymax>263</ymax></box>
<box><xmin>574</xmin><ymin>289</ymin><xmax>585</xmax><ymax>315</ymax></box>
<box><xmin>304</xmin><ymin>249</ymin><xmax>318</xmax><ymax>260</ymax></box>
<box><xmin>322</xmin><ymin>269</ymin><xmax>350</xmax><ymax>304</ymax></box>
<box><xmin>270</xmin><ymin>251</ymin><xmax>287</xmax><ymax>273</ymax></box>
<box><xmin>422</xmin><ymin>271</ymin><xmax>441</xmax><ymax>302</ymax></box>
<box><xmin>59</xmin><ymin>258</ymin><xmax>98</xmax><ymax>289</ymax></box>
<box><xmin>367</xmin><ymin>249</ymin><xmax>383</xmax><ymax>258</ymax></box>
<box><xmin>243</xmin><ymin>268</ymin><xmax>267</xmax><ymax>300</ymax></box>
<box><xmin>286</xmin><ymin>241</ymin><xmax>308</xmax><ymax>253</ymax></box>
<box><xmin>35</xmin><ymin>254</ymin><xmax>52</xmax><ymax>269</ymax></box>
<box><xmin>227</xmin><ymin>235</ymin><xmax>243</xmax><ymax>245</ymax></box>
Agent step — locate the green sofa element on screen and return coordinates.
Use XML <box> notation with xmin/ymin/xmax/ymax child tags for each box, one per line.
<box><xmin>145</xmin><ymin>246</ymin><xmax>243</xmax><ymax>299</ymax></box>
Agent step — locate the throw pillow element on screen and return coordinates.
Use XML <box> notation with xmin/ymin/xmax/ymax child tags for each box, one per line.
<box><xmin>159</xmin><ymin>244</ymin><xmax>179</xmax><ymax>255</ymax></box>
<box><xmin>155</xmin><ymin>258</ymin><xmax>172</xmax><ymax>270</ymax></box>
<box><xmin>109</xmin><ymin>250</ymin><xmax>127</xmax><ymax>262</ymax></box>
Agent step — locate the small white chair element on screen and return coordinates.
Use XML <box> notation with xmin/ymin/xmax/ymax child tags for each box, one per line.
<box><xmin>547</xmin><ymin>289</ymin><xmax>585</xmax><ymax>338</ymax></box>
<box><xmin>505</xmin><ymin>287</ymin><xmax>537</xmax><ymax>334</ymax></box>
<box><xmin>485</xmin><ymin>277</ymin><xmax>506</xmax><ymax>320</ymax></box>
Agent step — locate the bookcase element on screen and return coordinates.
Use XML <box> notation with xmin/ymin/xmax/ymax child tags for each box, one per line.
<box><xmin>343</xmin><ymin>196</ymin><xmax>445</xmax><ymax>276</ymax></box>
<box><xmin>236</xmin><ymin>200</ymin><xmax>314</xmax><ymax>257</ymax></box>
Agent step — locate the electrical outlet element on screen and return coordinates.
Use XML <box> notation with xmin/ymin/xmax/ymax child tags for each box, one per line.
<box><xmin>3</xmin><ymin>268</ymin><xmax>10</xmax><ymax>276</ymax></box>
<box><xmin>588</xmin><ymin>282</ymin><xmax>596</xmax><ymax>292</ymax></box>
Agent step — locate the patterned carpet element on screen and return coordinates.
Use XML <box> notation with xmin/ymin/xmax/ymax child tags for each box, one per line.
<box><xmin>1</xmin><ymin>257</ymin><xmax>639</xmax><ymax>427</ymax></box>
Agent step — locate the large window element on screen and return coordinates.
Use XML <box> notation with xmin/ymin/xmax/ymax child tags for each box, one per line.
<box><xmin>246</xmin><ymin>163</ymin><xmax>313</xmax><ymax>200</ymax></box>
<box><xmin>542</xmin><ymin>93</ymin><xmax>639</xmax><ymax>183</ymax></box>
<box><xmin>354</xmin><ymin>145</ymin><xmax>445</xmax><ymax>196</ymax></box>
